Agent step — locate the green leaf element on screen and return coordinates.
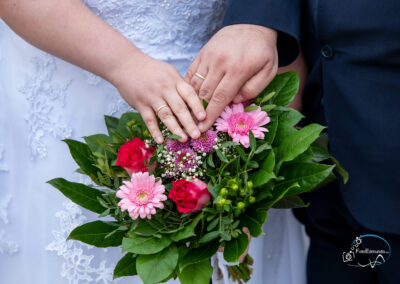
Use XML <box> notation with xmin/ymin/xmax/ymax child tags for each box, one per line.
<box><xmin>250</xmin><ymin>150</ymin><xmax>276</xmax><ymax>187</ymax></box>
<box><xmin>178</xmin><ymin>260</ymin><xmax>213</xmax><ymax>284</ymax></box>
<box><xmin>266</xmin><ymin>71</ymin><xmax>299</xmax><ymax>107</ymax></box>
<box><xmin>122</xmin><ymin>233</ymin><xmax>171</xmax><ymax>255</ymax></box>
<box><xmin>276</xmin><ymin>162</ymin><xmax>335</xmax><ymax>195</ymax></box>
<box><xmin>118</xmin><ymin>112</ymin><xmax>144</xmax><ymax>135</ymax></box>
<box><xmin>223</xmin><ymin>233</ymin><xmax>249</xmax><ymax>263</ymax></box>
<box><xmin>170</xmin><ymin>213</ymin><xmax>203</xmax><ymax>242</ymax></box>
<box><xmin>63</xmin><ymin>139</ymin><xmax>99</xmax><ymax>176</ymax></box>
<box><xmin>239</xmin><ymin>206</ymin><xmax>268</xmax><ymax>238</ymax></box>
<box><xmin>264</xmin><ymin>114</ymin><xmax>278</xmax><ymax>145</ymax></box>
<box><xmin>202</xmin><ymin>99</ymin><xmax>209</xmax><ymax>109</ymax></box>
<box><xmin>249</xmin><ymin>131</ymin><xmax>256</xmax><ymax>152</ymax></box>
<box><xmin>167</xmin><ymin>134</ymin><xmax>182</xmax><ymax>140</ymax></box>
<box><xmin>272</xmin><ymin>195</ymin><xmax>309</xmax><ymax>209</ymax></box>
<box><xmin>47</xmin><ymin>178</ymin><xmax>104</xmax><ymax>213</ymax></box>
<box><xmin>179</xmin><ymin>241</ymin><xmax>219</xmax><ymax>271</ymax></box>
<box><xmin>105</xmin><ymin>115</ymin><xmax>119</xmax><ymax>136</ymax></box>
<box><xmin>199</xmin><ymin>231</ymin><xmax>220</xmax><ymax>244</ymax></box>
<box><xmin>207</xmin><ymin>154</ymin><xmax>215</xmax><ymax>168</ymax></box>
<box><xmin>331</xmin><ymin>156</ymin><xmax>349</xmax><ymax>184</ymax></box>
<box><xmin>68</xmin><ymin>221</ymin><xmax>125</xmax><ymax>247</ymax></box>
<box><xmin>216</xmin><ymin>149</ymin><xmax>229</xmax><ymax>163</ymax></box>
<box><xmin>206</xmin><ymin>217</ymin><xmax>219</xmax><ymax>232</ymax></box>
<box><xmin>254</xmin><ymin>143</ymin><xmax>272</xmax><ymax>155</ymax></box>
<box><xmin>263</xmin><ymin>182</ymin><xmax>300</xmax><ymax>208</ymax></box>
<box><xmin>113</xmin><ymin>253</ymin><xmax>137</xmax><ymax>279</ymax></box>
<box><xmin>260</xmin><ymin>91</ymin><xmax>276</xmax><ymax>104</ymax></box>
<box><xmin>83</xmin><ymin>134</ymin><xmax>113</xmax><ymax>153</ymax></box>
<box><xmin>137</xmin><ymin>245</ymin><xmax>179</xmax><ymax>284</ymax></box>
<box><xmin>277</xmin><ymin>124</ymin><xmax>325</xmax><ymax>163</ymax></box>
<box><xmin>244</xmin><ymin>105</ymin><xmax>259</xmax><ymax>112</ymax></box>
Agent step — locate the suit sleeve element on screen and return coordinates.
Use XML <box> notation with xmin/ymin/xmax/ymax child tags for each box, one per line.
<box><xmin>222</xmin><ymin>0</ymin><xmax>301</xmax><ymax>66</ymax></box>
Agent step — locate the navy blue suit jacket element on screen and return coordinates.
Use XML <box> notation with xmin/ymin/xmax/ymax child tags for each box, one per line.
<box><xmin>223</xmin><ymin>0</ymin><xmax>400</xmax><ymax>234</ymax></box>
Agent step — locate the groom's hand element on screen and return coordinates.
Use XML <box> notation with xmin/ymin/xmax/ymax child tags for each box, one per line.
<box><xmin>185</xmin><ymin>24</ymin><xmax>278</xmax><ymax>132</ymax></box>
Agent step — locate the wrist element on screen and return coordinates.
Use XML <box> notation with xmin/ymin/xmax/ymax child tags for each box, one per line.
<box><xmin>105</xmin><ymin>46</ymin><xmax>147</xmax><ymax>89</ymax></box>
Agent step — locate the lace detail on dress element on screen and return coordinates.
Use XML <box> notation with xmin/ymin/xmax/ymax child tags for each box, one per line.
<box><xmin>19</xmin><ymin>54</ymin><xmax>73</xmax><ymax>159</ymax></box>
<box><xmin>83</xmin><ymin>0</ymin><xmax>227</xmax><ymax>61</ymax></box>
<box><xmin>106</xmin><ymin>98</ymin><xmax>134</xmax><ymax>117</ymax></box>
<box><xmin>0</xmin><ymin>145</ymin><xmax>8</xmax><ymax>172</ymax></box>
<box><xmin>0</xmin><ymin>195</ymin><xmax>19</xmax><ymax>255</ymax></box>
<box><xmin>46</xmin><ymin>201</ymin><xmax>118</xmax><ymax>284</ymax></box>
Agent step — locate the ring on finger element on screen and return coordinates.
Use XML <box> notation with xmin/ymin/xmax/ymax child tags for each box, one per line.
<box><xmin>155</xmin><ymin>104</ymin><xmax>169</xmax><ymax>116</ymax></box>
<box><xmin>194</xmin><ymin>72</ymin><xmax>206</xmax><ymax>80</ymax></box>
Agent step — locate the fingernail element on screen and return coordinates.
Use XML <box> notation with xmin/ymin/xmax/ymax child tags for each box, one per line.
<box><xmin>198</xmin><ymin>122</ymin><xmax>205</xmax><ymax>132</ymax></box>
<box><xmin>192</xmin><ymin>129</ymin><xmax>200</xmax><ymax>138</ymax></box>
<box><xmin>156</xmin><ymin>137</ymin><xmax>163</xmax><ymax>144</ymax></box>
<box><xmin>198</xmin><ymin>111</ymin><xmax>206</xmax><ymax>119</ymax></box>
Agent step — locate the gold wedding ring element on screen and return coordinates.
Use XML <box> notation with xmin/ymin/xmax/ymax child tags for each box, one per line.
<box><xmin>156</xmin><ymin>104</ymin><xmax>169</xmax><ymax>116</ymax></box>
<box><xmin>194</xmin><ymin>72</ymin><xmax>206</xmax><ymax>80</ymax></box>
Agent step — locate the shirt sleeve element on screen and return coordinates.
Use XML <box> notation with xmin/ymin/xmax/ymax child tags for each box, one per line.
<box><xmin>222</xmin><ymin>0</ymin><xmax>301</xmax><ymax>66</ymax></box>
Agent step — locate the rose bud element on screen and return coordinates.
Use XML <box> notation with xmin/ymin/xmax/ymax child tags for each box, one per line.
<box><xmin>168</xmin><ymin>179</ymin><xmax>211</xmax><ymax>213</ymax></box>
<box><xmin>116</xmin><ymin>138</ymin><xmax>155</xmax><ymax>175</ymax></box>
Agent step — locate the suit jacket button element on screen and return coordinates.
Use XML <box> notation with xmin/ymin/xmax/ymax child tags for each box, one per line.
<box><xmin>321</xmin><ymin>45</ymin><xmax>334</xmax><ymax>58</ymax></box>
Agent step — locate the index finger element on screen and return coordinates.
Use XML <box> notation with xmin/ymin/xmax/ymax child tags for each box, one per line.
<box><xmin>198</xmin><ymin>74</ymin><xmax>244</xmax><ymax>132</ymax></box>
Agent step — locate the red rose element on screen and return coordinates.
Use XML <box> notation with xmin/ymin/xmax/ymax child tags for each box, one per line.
<box><xmin>169</xmin><ymin>179</ymin><xmax>211</xmax><ymax>213</ymax></box>
<box><xmin>116</xmin><ymin>138</ymin><xmax>155</xmax><ymax>175</ymax></box>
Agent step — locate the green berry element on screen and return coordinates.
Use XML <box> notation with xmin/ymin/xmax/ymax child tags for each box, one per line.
<box><xmin>231</xmin><ymin>184</ymin><xmax>239</xmax><ymax>191</ymax></box>
<box><xmin>219</xmin><ymin>198</ymin><xmax>227</xmax><ymax>206</ymax></box>
<box><xmin>247</xmin><ymin>181</ymin><xmax>253</xmax><ymax>189</ymax></box>
<box><xmin>237</xmin><ymin>202</ymin><xmax>245</xmax><ymax>210</ymax></box>
<box><xmin>249</xmin><ymin>196</ymin><xmax>256</xmax><ymax>203</ymax></box>
<box><xmin>220</xmin><ymin>188</ymin><xmax>229</xmax><ymax>196</ymax></box>
<box><xmin>143</xmin><ymin>130</ymin><xmax>150</xmax><ymax>137</ymax></box>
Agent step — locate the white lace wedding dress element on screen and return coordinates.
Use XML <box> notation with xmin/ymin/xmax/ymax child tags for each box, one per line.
<box><xmin>0</xmin><ymin>1</ymin><xmax>308</xmax><ymax>283</ymax></box>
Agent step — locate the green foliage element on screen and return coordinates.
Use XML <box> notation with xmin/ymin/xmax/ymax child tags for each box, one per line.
<box><xmin>263</xmin><ymin>71</ymin><xmax>300</xmax><ymax>107</ymax></box>
<box><xmin>68</xmin><ymin>221</ymin><xmax>125</xmax><ymax>247</ymax></box>
<box><xmin>224</xmin><ymin>232</ymin><xmax>249</xmax><ymax>263</ymax></box>
<box><xmin>276</xmin><ymin>162</ymin><xmax>335</xmax><ymax>195</ymax></box>
<box><xmin>179</xmin><ymin>241</ymin><xmax>220</xmax><ymax>271</ymax></box>
<box><xmin>178</xmin><ymin>260</ymin><xmax>213</xmax><ymax>284</ymax></box>
<box><xmin>113</xmin><ymin>253</ymin><xmax>137</xmax><ymax>279</ymax></box>
<box><xmin>136</xmin><ymin>245</ymin><xmax>179</xmax><ymax>284</ymax></box>
<box><xmin>47</xmin><ymin>178</ymin><xmax>105</xmax><ymax>213</ymax></box>
<box><xmin>122</xmin><ymin>233</ymin><xmax>172</xmax><ymax>255</ymax></box>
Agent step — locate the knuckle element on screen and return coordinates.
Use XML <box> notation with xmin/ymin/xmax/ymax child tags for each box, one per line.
<box><xmin>241</xmin><ymin>84</ymin><xmax>257</xmax><ymax>98</ymax></box>
<box><xmin>158</xmin><ymin>108</ymin><xmax>173</xmax><ymax>120</ymax></box>
<box><xmin>212</xmin><ymin>89</ymin><xmax>228</xmax><ymax>104</ymax></box>
<box><xmin>199</xmin><ymin>87</ymin><xmax>211</xmax><ymax>98</ymax></box>
<box><xmin>174</xmin><ymin>103</ymin><xmax>188</xmax><ymax>115</ymax></box>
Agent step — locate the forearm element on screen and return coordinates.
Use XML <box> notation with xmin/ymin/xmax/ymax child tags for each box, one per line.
<box><xmin>278</xmin><ymin>50</ymin><xmax>307</xmax><ymax>112</ymax></box>
<box><xmin>0</xmin><ymin>0</ymin><xmax>140</xmax><ymax>85</ymax></box>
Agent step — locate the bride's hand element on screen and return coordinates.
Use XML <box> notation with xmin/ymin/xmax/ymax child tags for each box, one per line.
<box><xmin>110</xmin><ymin>52</ymin><xmax>206</xmax><ymax>144</ymax></box>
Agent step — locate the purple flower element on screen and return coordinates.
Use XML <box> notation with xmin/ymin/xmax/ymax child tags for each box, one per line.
<box><xmin>165</xmin><ymin>138</ymin><xmax>190</xmax><ymax>153</ymax></box>
<box><xmin>191</xmin><ymin>130</ymin><xmax>218</xmax><ymax>153</ymax></box>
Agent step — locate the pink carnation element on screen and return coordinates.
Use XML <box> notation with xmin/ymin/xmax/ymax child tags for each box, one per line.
<box><xmin>116</xmin><ymin>172</ymin><xmax>167</xmax><ymax>220</ymax></box>
<box><xmin>215</xmin><ymin>103</ymin><xmax>270</xmax><ymax>148</ymax></box>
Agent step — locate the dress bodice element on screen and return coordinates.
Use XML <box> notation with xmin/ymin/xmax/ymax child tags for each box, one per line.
<box><xmin>83</xmin><ymin>0</ymin><xmax>227</xmax><ymax>61</ymax></box>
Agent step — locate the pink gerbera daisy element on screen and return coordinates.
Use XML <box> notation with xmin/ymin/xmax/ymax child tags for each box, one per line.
<box><xmin>116</xmin><ymin>172</ymin><xmax>167</xmax><ymax>220</ymax></box>
<box><xmin>191</xmin><ymin>130</ymin><xmax>218</xmax><ymax>152</ymax></box>
<box><xmin>215</xmin><ymin>103</ymin><xmax>270</xmax><ymax>148</ymax></box>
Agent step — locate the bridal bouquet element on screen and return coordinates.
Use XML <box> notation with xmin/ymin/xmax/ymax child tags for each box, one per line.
<box><xmin>48</xmin><ymin>71</ymin><xmax>347</xmax><ymax>284</ymax></box>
